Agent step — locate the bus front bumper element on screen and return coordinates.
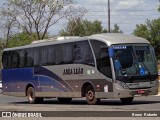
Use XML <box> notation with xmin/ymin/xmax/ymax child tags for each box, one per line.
<box><xmin>112</xmin><ymin>82</ymin><xmax>159</xmax><ymax>98</ymax></box>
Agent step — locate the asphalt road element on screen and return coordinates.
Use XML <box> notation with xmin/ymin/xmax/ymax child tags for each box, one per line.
<box><xmin>0</xmin><ymin>94</ymin><xmax>160</xmax><ymax>111</ymax></box>
<box><xmin>0</xmin><ymin>94</ymin><xmax>160</xmax><ymax>119</ymax></box>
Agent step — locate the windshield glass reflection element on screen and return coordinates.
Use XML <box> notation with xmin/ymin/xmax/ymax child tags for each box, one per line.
<box><xmin>113</xmin><ymin>45</ymin><xmax>157</xmax><ymax>78</ymax></box>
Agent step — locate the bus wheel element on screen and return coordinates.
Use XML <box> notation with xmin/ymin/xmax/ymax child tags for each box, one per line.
<box><xmin>37</xmin><ymin>97</ymin><xmax>44</xmax><ymax>103</ymax></box>
<box><xmin>120</xmin><ymin>97</ymin><xmax>134</xmax><ymax>104</ymax></box>
<box><xmin>85</xmin><ymin>85</ymin><xmax>100</xmax><ymax>105</ymax></box>
<box><xmin>27</xmin><ymin>87</ymin><xmax>40</xmax><ymax>104</ymax></box>
<box><xmin>0</xmin><ymin>88</ymin><xmax>3</xmax><ymax>94</ymax></box>
<box><xmin>58</xmin><ymin>98</ymin><xmax>72</xmax><ymax>104</ymax></box>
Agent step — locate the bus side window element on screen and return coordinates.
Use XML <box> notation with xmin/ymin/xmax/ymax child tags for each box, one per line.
<box><xmin>47</xmin><ymin>46</ymin><xmax>55</xmax><ymax>65</ymax></box>
<box><xmin>2</xmin><ymin>52</ymin><xmax>10</xmax><ymax>69</ymax></box>
<box><xmin>99</xmin><ymin>48</ymin><xmax>112</xmax><ymax>78</ymax></box>
<box><xmin>90</xmin><ymin>39</ymin><xmax>107</xmax><ymax>68</ymax></box>
<box><xmin>24</xmin><ymin>49</ymin><xmax>34</xmax><ymax>67</ymax></box>
<box><xmin>73</xmin><ymin>40</ymin><xmax>94</xmax><ymax>65</ymax></box>
<box><xmin>73</xmin><ymin>43</ymin><xmax>84</xmax><ymax>63</ymax></box>
<box><xmin>86</xmin><ymin>41</ymin><xmax>95</xmax><ymax>66</ymax></box>
<box><xmin>34</xmin><ymin>48</ymin><xmax>40</xmax><ymax>66</ymax></box>
<box><xmin>12</xmin><ymin>51</ymin><xmax>19</xmax><ymax>68</ymax></box>
<box><xmin>8</xmin><ymin>51</ymin><xmax>12</xmax><ymax>68</ymax></box>
<box><xmin>55</xmin><ymin>44</ymin><xmax>64</xmax><ymax>65</ymax></box>
<box><xmin>18</xmin><ymin>50</ymin><xmax>25</xmax><ymax>68</ymax></box>
<box><xmin>40</xmin><ymin>47</ymin><xmax>48</xmax><ymax>66</ymax></box>
<box><xmin>64</xmin><ymin>43</ymin><xmax>73</xmax><ymax>64</ymax></box>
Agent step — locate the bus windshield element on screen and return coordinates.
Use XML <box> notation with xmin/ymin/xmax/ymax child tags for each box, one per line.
<box><xmin>112</xmin><ymin>45</ymin><xmax>157</xmax><ymax>80</ymax></box>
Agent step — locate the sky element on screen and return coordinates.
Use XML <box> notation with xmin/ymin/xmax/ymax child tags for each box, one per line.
<box><xmin>0</xmin><ymin>0</ymin><xmax>159</xmax><ymax>36</ymax></box>
<box><xmin>52</xmin><ymin>0</ymin><xmax>160</xmax><ymax>35</ymax></box>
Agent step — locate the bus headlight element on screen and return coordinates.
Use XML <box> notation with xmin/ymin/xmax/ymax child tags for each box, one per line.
<box><xmin>116</xmin><ymin>80</ymin><xmax>128</xmax><ymax>89</ymax></box>
<box><xmin>150</xmin><ymin>81</ymin><xmax>155</xmax><ymax>86</ymax></box>
<box><xmin>149</xmin><ymin>80</ymin><xmax>158</xmax><ymax>87</ymax></box>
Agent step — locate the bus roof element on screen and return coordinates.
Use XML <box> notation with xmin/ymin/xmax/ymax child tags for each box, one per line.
<box><xmin>89</xmin><ymin>33</ymin><xmax>150</xmax><ymax>46</ymax></box>
<box><xmin>4</xmin><ymin>33</ymin><xmax>150</xmax><ymax>51</ymax></box>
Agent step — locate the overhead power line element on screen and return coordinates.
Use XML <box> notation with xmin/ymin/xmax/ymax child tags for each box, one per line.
<box><xmin>122</xmin><ymin>2</ymin><xmax>146</xmax><ymax>10</ymax></box>
<box><xmin>117</xmin><ymin>0</ymin><xmax>151</xmax><ymax>11</ymax></box>
<box><xmin>87</xmin><ymin>9</ymin><xmax>157</xmax><ymax>12</ymax></box>
<box><xmin>112</xmin><ymin>9</ymin><xmax>157</xmax><ymax>12</ymax></box>
<box><xmin>85</xmin><ymin>13</ymin><xmax>160</xmax><ymax>17</ymax></box>
<box><xmin>100</xmin><ymin>20</ymin><xmax>147</xmax><ymax>24</ymax></box>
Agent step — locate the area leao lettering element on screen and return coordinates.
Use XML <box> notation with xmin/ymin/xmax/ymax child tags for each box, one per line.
<box><xmin>63</xmin><ymin>68</ymin><xmax>83</xmax><ymax>75</ymax></box>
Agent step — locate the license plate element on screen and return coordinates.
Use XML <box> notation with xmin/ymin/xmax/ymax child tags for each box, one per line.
<box><xmin>137</xmin><ymin>90</ymin><xmax>145</xmax><ymax>94</ymax></box>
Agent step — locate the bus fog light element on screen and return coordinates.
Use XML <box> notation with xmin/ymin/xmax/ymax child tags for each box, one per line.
<box><xmin>154</xmin><ymin>80</ymin><xmax>158</xmax><ymax>87</ymax></box>
<box><xmin>150</xmin><ymin>81</ymin><xmax>157</xmax><ymax>87</ymax></box>
<box><xmin>150</xmin><ymin>81</ymin><xmax>154</xmax><ymax>86</ymax></box>
<box><xmin>123</xmin><ymin>84</ymin><xmax>128</xmax><ymax>89</ymax></box>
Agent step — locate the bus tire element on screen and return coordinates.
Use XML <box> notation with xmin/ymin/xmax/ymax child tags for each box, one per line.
<box><xmin>58</xmin><ymin>98</ymin><xmax>72</xmax><ymax>104</ymax></box>
<box><xmin>120</xmin><ymin>97</ymin><xmax>134</xmax><ymax>104</ymax></box>
<box><xmin>0</xmin><ymin>88</ymin><xmax>3</xmax><ymax>94</ymax></box>
<box><xmin>27</xmin><ymin>87</ymin><xmax>43</xmax><ymax>104</ymax></box>
<box><xmin>37</xmin><ymin>97</ymin><xmax>44</xmax><ymax>103</ymax></box>
<box><xmin>85</xmin><ymin>85</ymin><xmax>100</xmax><ymax>105</ymax></box>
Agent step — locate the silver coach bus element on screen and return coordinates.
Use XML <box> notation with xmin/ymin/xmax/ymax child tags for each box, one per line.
<box><xmin>2</xmin><ymin>33</ymin><xmax>158</xmax><ymax>105</ymax></box>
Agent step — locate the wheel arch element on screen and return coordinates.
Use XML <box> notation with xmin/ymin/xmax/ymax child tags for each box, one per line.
<box><xmin>81</xmin><ymin>81</ymin><xmax>95</xmax><ymax>97</ymax></box>
<box><xmin>25</xmin><ymin>83</ymin><xmax>35</xmax><ymax>96</ymax></box>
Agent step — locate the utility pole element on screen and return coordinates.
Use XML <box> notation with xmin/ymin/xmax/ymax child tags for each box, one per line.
<box><xmin>108</xmin><ymin>0</ymin><xmax>110</xmax><ymax>33</ymax></box>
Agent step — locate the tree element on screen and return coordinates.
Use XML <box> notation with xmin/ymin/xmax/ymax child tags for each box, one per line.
<box><xmin>0</xmin><ymin>38</ymin><xmax>6</xmax><ymax>68</ymax></box>
<box><xmin>102</xmin><ymin>24</ymin><xmax>123</xmax><ymax>33</ymax></box>
<box><xmin>7</xmin><ymin>32</ymin><xmax>49</xmax><ymax>48</ymax></box>
<box><xmin>1</xmin><ymin>0</ymin><xmax>86</xmax><ymax>40</ymax></box>
<box><xmin>133</xmin><ymin>24</ymin><xmax>150</xmax><ymax>40</ymax></box>
<box><xmin>133</xmin><ymin>19</ymin><xmax>160</xmax><ymax>58</ymax></box>
<box><xmin>59</xmin><ymin>18</ymin><xmax>103</xmax><ymax>36</ymax></box>
<box><xmin>0</xmin><ymin>6</ymin><xmax>17</xmax><ymax>48</ymax></box>
<box><xmin>133</xmin><ymin>5</ymin><xmax>160</xmax><ymax>59</ymax></box>
<box><xmin>59</xmin><ymin>18</ymin><xmax>122</xmax><ymax>36</ymax></box>
<box><xmin>111</xmin><ymin>24</ymin><xmax>123</xmax><ymax>33</ymax></box>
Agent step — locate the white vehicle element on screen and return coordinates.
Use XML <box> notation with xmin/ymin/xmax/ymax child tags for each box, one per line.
<box><xmin>2</xmin><ymin>33</ymin><xmax>159</xmax><ymax>104</ymax></box>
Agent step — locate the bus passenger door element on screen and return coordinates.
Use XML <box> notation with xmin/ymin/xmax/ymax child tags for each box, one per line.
<box><xmin>99</xmin><ymin>48</ymin><xmax>112</xmax><ymax>78</ymax></box>
<box><xmin>98</xmin><ymin>48</ymin><xmax>113</xmax><ymax>92</ymax></box>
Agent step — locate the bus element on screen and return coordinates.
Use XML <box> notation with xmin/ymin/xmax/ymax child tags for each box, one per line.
<box><xmin>2</xmin><ymin>33</ymin><xmax>158</xmax><ymax>105</ymax></box>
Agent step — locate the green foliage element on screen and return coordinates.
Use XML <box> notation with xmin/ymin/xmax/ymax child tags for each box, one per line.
<box><xmin>102</xmin><ymin>29</ymin><xmax>108</xmax><ymax>33</ymax></box>
<box><xmin>0</xmin><ymin>39</ymin><xmax>5</xmax><ymax>68</ymax></box>
<box><xmin>59</xmin><ymin>18</ymin><xmax>102</xmax><ymax>36</ymax></box>
<box><xmin>133</xmin><ymin>18</ymin><xmax>160</xmax><ymax>59</ymax></box>
<box><xmin>7</xmin><ymin>32</ymin><xmax>49</xmax><ymax>48</ymax></box>
<box><xmin>133</xmin><ymin>24</ymin><xmax>150</xmax><ymax>40</ymax></box>
<box><xmin>59</xmin><ymin>18</ymin><xmax>122</xmax><ymax>36</ymax></box>
<box><xmin>102</xmin><ymin>24</ymin><xmax>122</xmax><ymax>33</ymax></box>
<box><xmin>111</xmin><ymin>24</ymin><xmax>123</xmax><ymax>33</ymax></box>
